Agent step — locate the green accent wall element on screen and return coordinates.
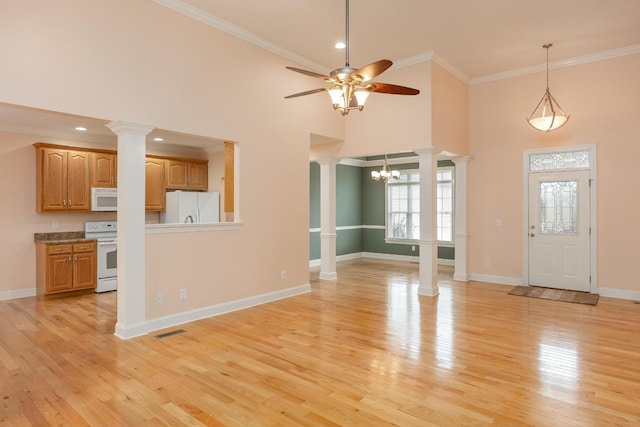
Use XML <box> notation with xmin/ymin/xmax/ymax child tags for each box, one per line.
<box><xmin>309</xmin><ymin>159</ymin><xmax>455</xmax><ymax>261</ymax></box>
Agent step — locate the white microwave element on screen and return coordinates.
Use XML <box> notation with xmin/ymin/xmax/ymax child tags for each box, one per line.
<box><xmin>91</xmin><ymin>187</ymin><xmax>117</xmax><ymax>211</ymax></box>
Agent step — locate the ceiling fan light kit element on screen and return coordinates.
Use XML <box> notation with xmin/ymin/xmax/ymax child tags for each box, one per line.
<box><xmin>285</xmin><ymin>0</ymin><xmax>419</xmax><ymax>116</ymax></box>
<box><xmin>527</xmin><ymin>43</ymin><xmax>570</xmax><ymax>132</ymax></box>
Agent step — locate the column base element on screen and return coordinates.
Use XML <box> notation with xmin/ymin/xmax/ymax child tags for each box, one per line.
<box><xmin>319</xmin><ymin>271</ymin><xmax>338</xmax><ymax>280</ymax></box>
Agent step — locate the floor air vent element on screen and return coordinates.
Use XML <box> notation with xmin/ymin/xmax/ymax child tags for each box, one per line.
<box><xmin>155</xmin><ymin>329</ymin><xmax>186</xmax><ymax>338</ymax></box>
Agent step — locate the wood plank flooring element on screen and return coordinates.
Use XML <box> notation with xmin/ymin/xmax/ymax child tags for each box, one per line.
<box><xmin>2</xmin><ymin>258</ymin><xmax>640</xmax><ymax>425</ymax></box>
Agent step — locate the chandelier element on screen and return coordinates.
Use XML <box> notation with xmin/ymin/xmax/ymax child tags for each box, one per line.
<box><xmin>371</xmin><ymin>155</ymin><xmax>400</xmax><ymax>182</ymax></box>
<box><xmin>527</xmin><ymin>43</ymin><xmax>570</xmax><ymax>132</ymax></box>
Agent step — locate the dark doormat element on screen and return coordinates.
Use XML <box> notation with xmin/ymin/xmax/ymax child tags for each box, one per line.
<box><xmin>508</xmin><ymin>286</ymin><xmax>599</xmax><ymax>306</ymax></box>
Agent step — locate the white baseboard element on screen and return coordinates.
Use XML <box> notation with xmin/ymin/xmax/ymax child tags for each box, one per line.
<box><xmin>362</xmin><ymin>252</ymin><xmax>420</xmax><ymax>263</ymax></box>
<box><xmin>597</xmin><ymin>287</ymin><xmax>640</xmax><ymax>302</ymax></box>
<box><xmin>309</xmin><ymin>252</ymin><xmax>456</xmax><ymax>267</ymax></box>
<box><xmin>469</xmin><ymin>273</ymin><xmax>523</xmax><ymax>287</ymax></box>
<box><xmin>144</xmin><ymin>284</ymin><xmax>311</xmax><ymax>336</ymax></box>
<box><xmin>0</xmin><ymin>287</ymin><xmax>36</xmax><ymax>301</ymax></box>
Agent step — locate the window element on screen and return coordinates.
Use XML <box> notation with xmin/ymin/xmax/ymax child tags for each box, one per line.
<box><xmin>386</xmin><ymin>167</ymin><xmax>454</xmax><ymax>243</ymax></box>
<box><xmin>387</xmin><ymin>171</ymin><xmax>420</xmax><ymax>240</ymax></box>
<box><xmin>437</xmin><ymin>167</ymin><xmax>454</xmax><ymax>242</ymax></box>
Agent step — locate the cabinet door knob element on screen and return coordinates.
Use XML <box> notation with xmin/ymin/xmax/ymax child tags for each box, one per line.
<box><xmin>63</xmin><ymin>200</ymin><xmax>66</xmax><ymax>208</ymax></box>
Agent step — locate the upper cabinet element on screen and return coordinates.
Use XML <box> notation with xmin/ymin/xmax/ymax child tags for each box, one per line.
<box><xmin>166</xmin><ymin>159</ymin><xmax>208</xmax><ymax>191</ymax></box>
<box><xmin>145</xmin><ymin>157</ymin><xmax>166</xmax><ymax>211</ymax></box>
<box><xmin>35</xmin><ymin>143</ymin><xmax>210</xmax><ymax>213</ymax></box>
<box><xmin>90</xmin><ymin>152</ymin><xmax>117</xmax><ymax>188</ymax></box>
<box><xmin>35</xmin><ymin>145</ymin><xmax>91</xmax><ymax>212</ymax></box>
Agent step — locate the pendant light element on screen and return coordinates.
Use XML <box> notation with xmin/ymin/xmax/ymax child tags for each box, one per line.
<box><xmin>371</xmin><ymin>155</ymin><xmax>400</xmax><ymax>182</ymax></box>
<box><xmin>527</xmin><ymin>44</ymin><xmax>570</xmax><ymax>132</ymax></box>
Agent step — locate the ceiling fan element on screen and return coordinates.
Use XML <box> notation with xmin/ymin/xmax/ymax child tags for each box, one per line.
<box><xmin>284</xmin><ymin>0</ymin><xmax>420</xmax><ymax>116</ymax></box>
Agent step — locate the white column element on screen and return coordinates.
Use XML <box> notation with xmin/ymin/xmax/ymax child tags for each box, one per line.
<box><xmin>416</xmin><ymin>148</ymin><xmax>441</xmax><ymax>296</ymax></box>
<box><xmin>452</xmin><ymin>156</ymin><xmax>471</xmax><ymax>282</ymax></box>
<box><xmin>317</xmin><ymin>158</ymin><xmax>338</xmax><ymax>280</ymax></box>
<box><xmin>106</xmin><ymin>121</ymin><xmax>155</xmax><ymax>339</ymax></box>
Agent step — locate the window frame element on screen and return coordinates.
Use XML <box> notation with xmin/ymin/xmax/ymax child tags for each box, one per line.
<box><xmin>384</xmin><ymin>166</ymin><xmax>455</xmax><ymax>246</ymax></box>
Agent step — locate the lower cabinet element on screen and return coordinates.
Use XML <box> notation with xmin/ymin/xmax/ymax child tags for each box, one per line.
<box><xmin>36</xmin><ymin>241</ymin><xmax>97</xmax><ymax>296</ymax></box>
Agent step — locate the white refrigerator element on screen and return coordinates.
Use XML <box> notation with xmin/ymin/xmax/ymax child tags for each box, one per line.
<box><xmin>161</xmin><ymin>191</ymin><xmax>220</xmax><ymax>224</ymax></box>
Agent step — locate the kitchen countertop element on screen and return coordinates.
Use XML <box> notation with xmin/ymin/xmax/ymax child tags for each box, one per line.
<box><xmin>33</xmin><ymin>231</ymin><xmax>96</xmax><ymax>244</ymax></box>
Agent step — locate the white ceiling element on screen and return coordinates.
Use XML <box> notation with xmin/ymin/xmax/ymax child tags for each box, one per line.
<box><xmin>2</xmin><ymin>0</ymin><xmax>640</xmax><ymax>146</ymax></box>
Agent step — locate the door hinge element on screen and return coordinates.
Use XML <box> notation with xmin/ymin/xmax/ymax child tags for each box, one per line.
<box><xmin>589</xmin><ymin>275</ymin><xmax>592</xmax><ymax>283</ymax></box>
<box><xmin>589</xmin><ymin>179</ymin><xmax>593</xmax><ymax>187</ymax></box>
<box><xmin>589</xmin><ymin>227</ymin><xmax>591</xmax><ymax>235</ymax></box>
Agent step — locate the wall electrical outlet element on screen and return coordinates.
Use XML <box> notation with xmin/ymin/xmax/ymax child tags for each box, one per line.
<box><xmin>280</xmin><ymin>271</ymin><xmax>287</xmax><ymax>280</ymax></box>
<box><xmin>52</xmin><ymin>221</ymin><xmax>59</xmax><ymax>229</ymax></box>
<box><xmin>411</xmin><ymin>245</ymin><xmax>416</xmax><ymax>251</ymax></box>
<box><xmin>156</xmin><ymin>293</ymin><xmax>163</xmax><ymax>305</ymax></box>
<box><xmin>180</xmin><ymin>288</ymin><xmax>187</xmax><ymax>300</ymax></box>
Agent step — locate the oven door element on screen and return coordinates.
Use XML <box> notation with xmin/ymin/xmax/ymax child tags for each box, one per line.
<box><xmin>97</xmin><ymin>239</ymin><xmax>117</xmax><ymax>279</ymax></box>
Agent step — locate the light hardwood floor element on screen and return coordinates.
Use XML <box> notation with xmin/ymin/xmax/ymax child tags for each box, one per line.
<box><xmin>2</xmin><ymin>258</ymin><xmax>640</xmax><ymax>426</ymax></box>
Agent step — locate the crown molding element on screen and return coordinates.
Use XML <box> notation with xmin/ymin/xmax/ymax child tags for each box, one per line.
<box><xmin>152</xmin><ymin>0</ymin><xmax>328</xmax><ymax>73</ymax></box>
<box><xmin>470</xmin><ymin>44</ymin><xmax>640</xmax><ymax>85</ymax></box>
<box><xmin>431</xmin><ymin>54</ymin><xmax>470</xmax><ymax>84</ymax></box>
<box><xmin>154</xmin><ymin>1</ymin><xmax>640</xmax><ymax>88</ymax></box>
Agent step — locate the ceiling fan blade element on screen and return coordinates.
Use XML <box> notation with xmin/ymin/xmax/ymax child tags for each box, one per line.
<box><xmin>285</xmin><ymin>66</ymin><xmax>329</xmax><ymax>80</ymax></box>
<box><xmin>354</xmin><ymin>59</ymin><xmax>393</xmax><ymax>81</ymax></box>
<box><xmin>368</xmin><ymin>82</ymin><xmax>420</xmax><ymax>95</ymax></box>
<box><xmin>284</xmin><ymin>88</ymin><xmax>327</xmax><ymax>99</ymax></box>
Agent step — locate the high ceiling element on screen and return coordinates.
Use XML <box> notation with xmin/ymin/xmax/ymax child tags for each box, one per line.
<box><xmin>174</xmin><ymin>0</ymin><xmax>640</xmax><ymax>80</ymax></box>
<box><xmin>2</xmin><ymin>0</ymin><xmax>639</xmax><ymax>146</ymax></box>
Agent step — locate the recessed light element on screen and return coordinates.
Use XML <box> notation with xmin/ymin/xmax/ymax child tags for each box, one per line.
<box><xmin>74</xmin><ymin>126</ymin><xmax>87</xmax><ymax>131</ymax></box>
<box><xmin>153</xmin><ymin>137</ymin><xmax>164</xmax><ymax>142</ymax></box>
<box><xmin>335</xmin><ymin>41</ymin><xmax>346</xmax><ymax>49</ymax></box>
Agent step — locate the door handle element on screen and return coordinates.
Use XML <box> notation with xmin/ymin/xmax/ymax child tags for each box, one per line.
<box><xmin>530</xmin><ymin>233</ymin><xmax>535</xmax><ymax>237</ymax></box>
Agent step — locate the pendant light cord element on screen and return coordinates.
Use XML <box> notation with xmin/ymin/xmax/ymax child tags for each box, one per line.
<box><xmin>543</xmin><ymin>43</ymin><xmax>552</xmax><ymax>89</ymax></box>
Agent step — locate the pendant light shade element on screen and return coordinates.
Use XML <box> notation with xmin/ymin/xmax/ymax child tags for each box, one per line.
<box><xmin>527</xmin><ymin>44</ymin><xmax>569</xmax><ymax>132</ymax></box>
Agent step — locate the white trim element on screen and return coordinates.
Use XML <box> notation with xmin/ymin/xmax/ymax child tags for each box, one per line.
<box><xmin>152</xmin><ymin>0</ymin><xmax>327</xmax><ymax>73</ymax></box>
<box><xmin>310</xmin><ymin>224</ymin><xmax>386</xmax><ymax>233</ymax></box>
<box><xmin>522</xmin><ymin>145</ymin><xmax>597</xmax><ymax>293</ymax></box>
<box><xmin>310</xmin><ymin>252</ymin><xmax>454</xmax><ymax>267</ymax></box>
<box><xmin>363</xmin><ymin>252</ymin><xmax>419</xmax><ymax>263</ymax></box>
<box><xmin>471</xmin><ymin>44</ymin><xmax>640</xmax><ymax>85</ymax></box>
<box><xmin>0</xmin><ymin>287</ymin><xmax>36</xmax><ymax>301</ymax></box>
<box><xmin>393</xmin><ymin>51</ymin><xmax>434</xmax><ymax>70</ymax></box>
<box><xmin>146</xmin><ymin>222</ymin><xmax>242</xmax><ymax>234</ymax></box>
<box><xmin>470</xmin><ymin>273</ymin><xmax>523</xmax><ymax>287</ymax></box>
<box><xmin>114</xmin><ymin>321</ymin><xmax>150</xmax><ymax>340</ymax></box>
<box><xmin>598</xmin><ymin>287</ymin><xmax>640</xmax><ymax>302</ymax></box>
<box><xmin>338</xmin><ymin>158</ymin><xmax>368</xmax><ymax>167</ymax></box>
<box><xmin>145</xmin><ymin>284</ymin><xmax>311</xmax><ymax>335</ymax></box>
<box><xmin>431</xmin><ymin>53</ymin><xmax>471</xmax><ymax>84</ymax></box>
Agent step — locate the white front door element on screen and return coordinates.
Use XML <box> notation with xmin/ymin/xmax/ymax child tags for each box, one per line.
<box><xmin>528</xmin><ymin>170</ymin><xmax>590</xmax><ymax>291</ymax></box>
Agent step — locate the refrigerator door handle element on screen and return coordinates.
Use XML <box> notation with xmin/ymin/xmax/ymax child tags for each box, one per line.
<box><xmin>196</xmin><ymin>206</ymin><xmax>201</xmax><ymax>223</ymax></box>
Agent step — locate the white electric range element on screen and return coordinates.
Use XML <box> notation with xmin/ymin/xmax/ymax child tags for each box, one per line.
<box><xmin>85</xmin><ymin>221</ymin><xmax>117</xmax><ymax>293</ymax></box>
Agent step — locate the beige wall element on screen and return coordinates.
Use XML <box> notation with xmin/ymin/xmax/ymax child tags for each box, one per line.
<box><xmin>469</xmin><ymin>53</ymin><xmax>640</xmax><ymax>293</ymax></box>
<box><xmin>0</xmin><ymin>0</ymin><xmax>343</xmax><ymax>315</ymax></box>
<box><xmin>432</xmin><ymin>62</ymin><xmax>469</xmax><ymax>156</ymax></box>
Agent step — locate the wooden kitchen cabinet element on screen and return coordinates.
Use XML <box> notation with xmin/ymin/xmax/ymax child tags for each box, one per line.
<box><xmin>90</xmin><ymin>152</ymin><xmax>117</xmax><ymax>187</ymax></box>
<box><xmin>36</xmin><ymin>241</ymin><xmax>97</xmax><ymax>296</ymax></box>
<box><xmin>35</xmin><ymin>146</ymin><xmax>91</xmax><ymax>212</ymax></box>
<box><xmin>146</xmin><ymin>157</ymin><xmax>166</xmax><ymax>211</ymax></box>
<box><xmin>166</xmin><ymin>159</ymin><xmax>208</xmax><ymax>191</ymax></box>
